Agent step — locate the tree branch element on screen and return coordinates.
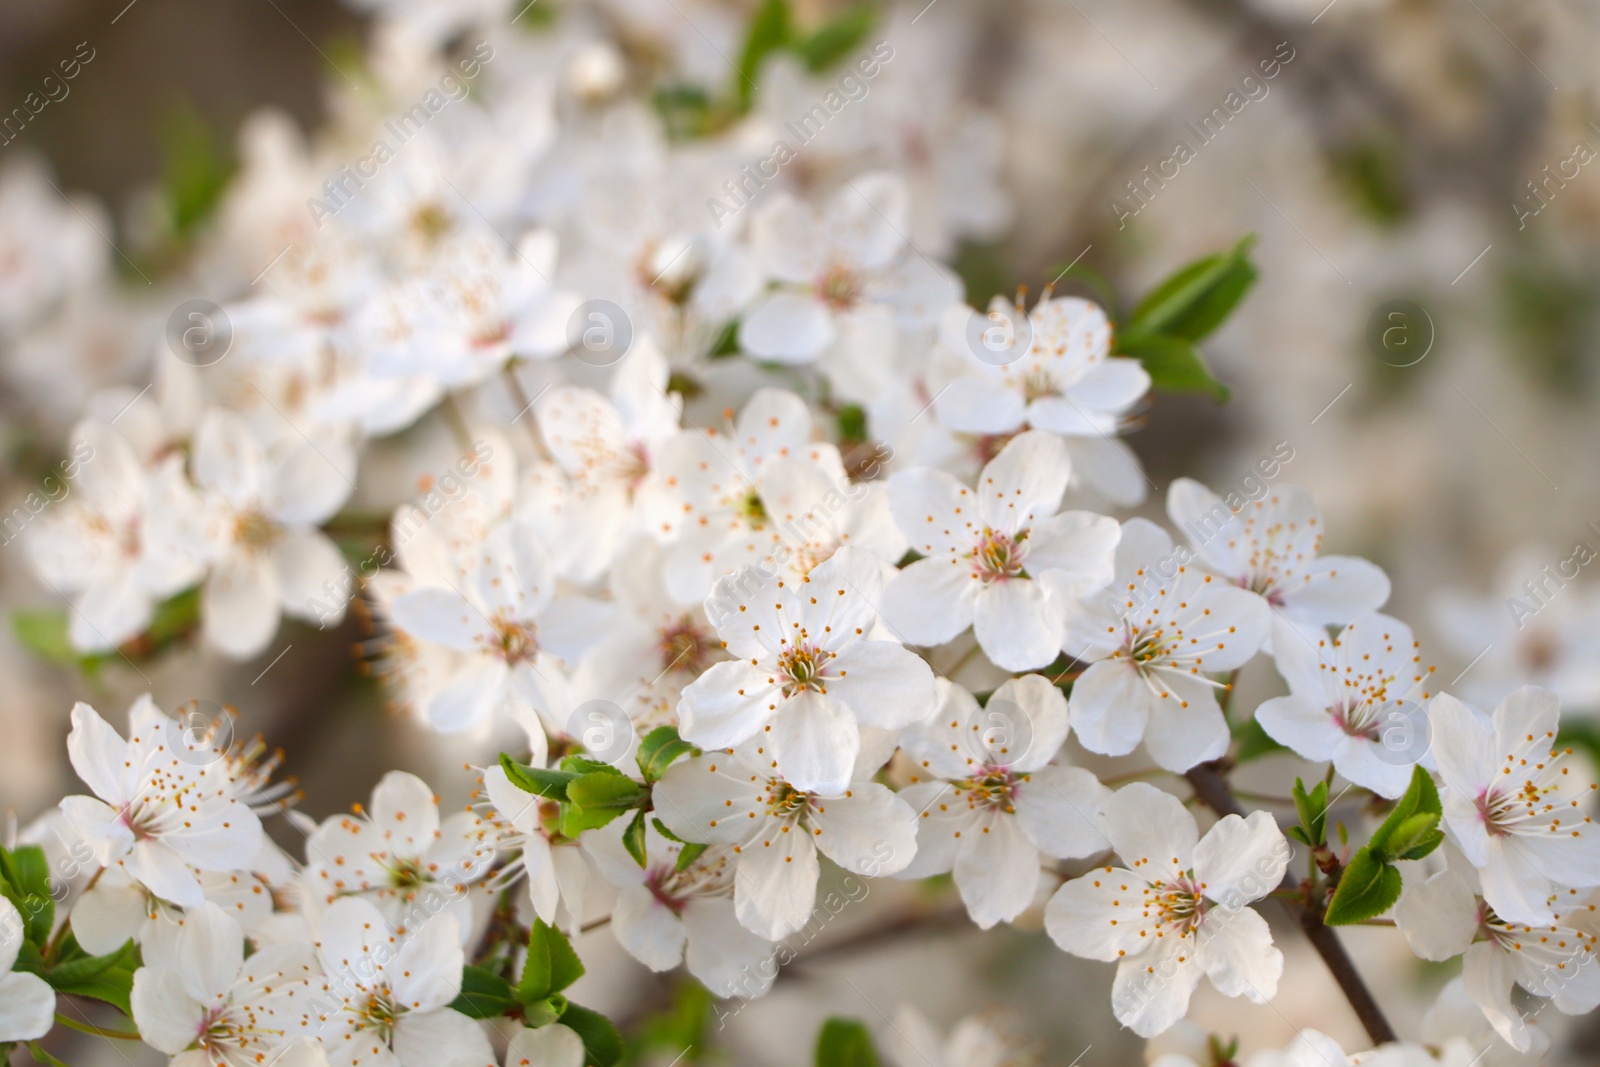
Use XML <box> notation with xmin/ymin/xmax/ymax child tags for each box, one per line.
<box><xmin>1186</xmin><ymin>763</ymin><xmax>1398</xmax><ymax>1046</ymax></box>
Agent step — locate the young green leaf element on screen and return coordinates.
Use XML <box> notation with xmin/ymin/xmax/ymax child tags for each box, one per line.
<box><xmin>449</xmin><ymin>966</ymin><xmax>519</xmax><ymax>1019</ymax></box>
<box><xmin>734</xmin><ymin>0</ymin><xmax>791</xmax><ymax>110</ymax></box>
<box><xmin>1323</xmin><ymin>848</ymin><xmax>1403</xmax><ymax>926</ymax></box>
<box><xmin>814</xmin><ymin>1018</ymin><xmax>881</xmax><ymax>1067</ymax></box>
<box><xmin>1367</xmin><ymin>765</ymin><xmax>1441</xmax><ymax>860</ymax></box>
<box><xmin>518</xmin><ymin>920</ymin><xmax>586</xmax><ymax>1004</ymax></box>
<box><xmin>676</xmin><ymin>841</ymin><xmax>710</xmax><ymax>872</ymax></box>
<box><xmin>623</xmin><ymin>808</ymin><xmax>650</xmax><ymax>868</ymax></box>
<box><xmin>1116</xmin><ymin>335</ymin><xmax>1230</xmax><ymax>402</ymax></box>
<box><xmin>1125</xmin><ymin>234</ymin><xmax>1257</xmax><ymax>343</ymax></box>
<box><xmin>636</xmin><ymin>726</ymin><xmax>695</xmax><ymax>783</ymax></box>
<box><xmin>560</xmin><ymin>1002</ymin><xmax>625</xmax><ymax>1067</ymax></box>
<box><xmin>1288</xmin><ymin>778</ymin><xmax>1328</xmax><ymax>848</ymax></box>
<box><xmin>45</xmin><ymin>939</ymin><xmax>138</xmax><ymax>989</ymax></box>
<box><xmin>794</xmin><ymin>5</ymin><xmax>876</xmax><ymax>72</ymax></box>
<box><xmin>0</xmin><ymin>846</ymin><xmax>54</xmax><ymax>946</ymax></box>
<box><xmin>499</xmin><ymin>754</ymin><xmax>575</xmax><ymax>800</ymax></box>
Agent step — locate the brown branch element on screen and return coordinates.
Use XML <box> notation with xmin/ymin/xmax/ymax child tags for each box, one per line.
<box><xmin>1186</xmin><ymin>763</ymin><xmax>1398</xmax><ymax>1046</ymax></box>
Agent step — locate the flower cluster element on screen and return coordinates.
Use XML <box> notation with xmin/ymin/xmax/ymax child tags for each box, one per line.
<box><xmin>4</xmin><ymin>0</ymin><xmax>1599</xmax><ymax>1065</ymax></box>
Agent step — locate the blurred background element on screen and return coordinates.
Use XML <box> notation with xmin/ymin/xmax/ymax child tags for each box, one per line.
<box><xmin>4</xmin><ymin>0</ymin><xmax>1600</xmax><ymax>1063</ymax></box>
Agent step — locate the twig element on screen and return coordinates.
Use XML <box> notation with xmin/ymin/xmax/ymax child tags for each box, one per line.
<box><xmin>1186</xmin><ymin>763</ymin><xmax>1397</xmax><ymax>1045</ymax></box>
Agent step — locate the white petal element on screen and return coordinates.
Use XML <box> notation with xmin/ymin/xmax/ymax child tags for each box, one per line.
<box><xmin>267</xmin><ymin>440</ymin><xmax>356</xmax><ymax>526</ymax></box>
<box><xmin>67</xmin><ymin>701</ymin><xmax>129</xmax><ymax>804</ymax></box>
<box><xmin>1280</xmin><ymin>555</ymin><xmax>1391</xmax><ymax>626</ymax></box>
<box><xmin>203</xmin><ymin>554</ymin><xmax>280</xmax><ymax>660</ymax></box>
<box><xmin>810</xmin><ymin>784</ymin><xmax>918</xmax><ymax>877</ymax></box>
<box><xmin>1103</xmin><ymin>783</ymin><xmax>1196</xmax><ymax>881</ymax></box>
<box><xmin>1196</xmin><ymin>905</ymin><xmax>1282</xmax><ymax>1002</ymax></box>
<box><xmin>987</xmin><ymin>673</ymin><xmax>1071</xmax><ymax>773</ymax></box>
<box><xmin>612</xmin><ymin>887</ymin><xmax>686</xmax><ymax>971</ymax></box>
<box><xmin>880</xmin><ymin>558</ymin><xmax>978</xmax><ymax>647</ymax></box>
<box><xmin>1111</xmin><ymin>940</ymin><xmax>1203</xmax><ymax>1037</ymax></box>
<box><xmin>1254</xmin><ymin>695</ymin><xmax>1342</xmax><ymax>762</ymax></box>
<box><xmin>390</xmin><ymin>588</ymin><xmax>490</xmax><ymax>651</ymax></box>
<box><xmin>504</xmin><ymin>1024</ymin><xmax>585</xmax><ymax>1067</ymax></box>
<box><xmin>275</xmin><ymin>530</ymin><xmax>351</xmax><ymax>625</ymax></box>
<box><xmin>678</xmin><ymin>660</ymin><xmax>780</xmax><ymax>749</ymax></box>
<box><xmin>771</xmin><ymin>691</ymin><xmax>859</xmax><ymax>795</ymax></box>
<box><xmin>1394</xmin><ymin>864</ymin><xmax>1478</xmax><ymax>961</ymax></box>
<box><xmin>391</xmin><ymin>915</ymin><xmax>465</xmax><ymax>1012</ymax></box>
<box><xmin>1068</xmin><ymin>661</ymin><xmax>1151</xmax><ymax>757</ymax></box>
<box><xmin>973</xmin><ymin>579</ymin><xmax>1063</xmax><ymax>671</ymax></box>
<box><xmin>738</xmin><ymin>292</ymin><xmax>835</xmax><ymax>363</ymax></box>
<box><xmin>975</xmin><ymin>431</ymin><xmax>1069</xmax><ymax>532</ymax></box>
<box><xmin>733</xmin><ymin>829</ymin><xmax>819</xmax><ymax>940</ymax></box>
<box><xmin>952</xmin><ymin>810</ymin><xmax>1040</xmax><ymax>928</ymax></box>
<box><xmin>680</xmin><ymin>899</ymin><xmax>775</xmax><ymax>998</ymax></box>
<box><xmin>0</xmin><ymin>971</ymin><xmax>54</xmax><ymax>1042</ymax></box>
<box><xmin>823</xmin><ymin>641</ymin><xmax>936</xmax><ymax>731</ymax></box>
<box><xmin>392</xmin><ymin>1009</ymin><xmax>495</xmax><ymax>1067</ymax></box>
<box><xmin>1015</xmin><ymin>765</ymin><xmax>1112</xmax><ymax>859</ymax></box>
<box><xmin>1191</xmin><ymin>812</ymin><xmax>1289</xmax><ymax>909</ymax></box>
<box><xmin>131</xmin><ymin>968</ymin><xmax>202</xmax><ymax>1053</ymax></box>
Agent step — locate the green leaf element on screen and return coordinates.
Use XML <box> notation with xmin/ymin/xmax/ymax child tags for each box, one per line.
<box><xmin>521</xmin><ymin>994</ymin><xmax>565</xmax><ymax>1029</ymax></box>
<box><xmin>517</xmin><ymin>919</ymin><xmax>586</xmax><ymax>1003</ymax></box>
<box><xmin>734</xmin><ymin>0</ymin><xmax>791</xmax><ymax>110</ymax></box>
<box><xmin>1288</xmin><ymin>778</ymin><xmax>1328</xmax><ymax>849</ymax></box>
<box><xmin>1383</xmin><ymin>812</ymin><xmax>1444</xmax><ymax>862</ymax></box>
<box><xmin>814</xmin><ymin>1018</ymin><xmax>881</xmax><ymax>1067</ymax></box>
<box><xmin>676</xmin><ymin>841</ymin><xmax>710</xmax><ymax>873</ymax></box>
<box><xmin>794</xmin><ymin>5</ymin><xmax>876</xmax><ymax>72</ymax></box>
<box><xmin>1125</xmin><ymin>234</ymin><xmax>1257</xmax><ymax>343</ymax></box>
<box><xmin>159</xmin><ymin>101</ymin><xmax>235</xmax><ymax>238</ymax></box>
<box><xmin>11</xmin><ymin>610</ymin><xmax>85</xmax><ymax>667</ymax></box>
<box><xmin>1323</xmin><ymin>848</ymin><xmax>1403</xmax><ymax>926</ymax></box>
<box><xmin>636</xmin><ymin>726</ymin><xmax>695</xmax><ymax>783</ymax></box>
<box><xmin>623</xmin><ymin>808</ymin><xmax>649</xmax><ymax>868</ymax></box>
<box><xmin>1367</xmin><ymin>765</ymin><xmax>1441</xmax><ymax>859</ymax></box>
<box><xmin>449</xmin><ymin>966</ymin><xmax>519</xmax><ymax>1019</ymax></box>
<box><xmin>560</xmin><ymin>1002</ymin><xmax>625</xmax><ymax>1067</ymax></box>
<box><xmin>46</xmin><ymin>939</ymin><xmax>138</xmax><ymax>990</ymax></box>
<box><xmin>836</xmin><ymin>404</ymin><xmax>870</xmax><ymax>446</ymax></box>
<box><xmin>500</xmin><ymin>754</ymin><xmax>576</xmax><ymax>800</ymax></box>
<box><xmin>1117</xmin><ymin>334</ymin><xmax>1229</xmax><ymax>402</ymax></box>
<box><xmin>560</xmin><ymin>755</ymin><xmax>625</xmax><ymax>776</ymax></box>
<box><xmin>560</xmin><ymin>773</ymin><xmax>646</xmax><ymax>835</ymax></box>
<box><xmin>0</xmin><ymin>845</ymin><xmax>53</xmax><ymax>947</ymax></box>
<box><xmin>49</xmin><ymin>961</ymin><xmax>138</xmax><ymax>1016</ymax></box>
<box><xmin>566</xmin><ymin>772</ymin><xmax>645</xmax><ymax>812</ymax></box>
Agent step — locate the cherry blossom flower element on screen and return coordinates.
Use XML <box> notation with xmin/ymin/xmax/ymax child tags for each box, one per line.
<box><xmin>896</xmin><ymin>675</ymin><xmax>1111</xmax><ymax>928</ymax></box>
<box><xmin>131</xmin><ymin>901</ymin><xmax>315</xmax><ymax>1067</ymax></box>
<box><xmin>879</xmin><ymin>1005</ymin><xmax>1039</xmax><ymax>1067</ymax></box>
<box><xmin>1428</xmin><ymin>687</ymin><xmax>1600</xmax><ymax>926</ymax></box>
<box><xmin>934</xmin><ymin>294</ymin><xmax>1150</xmax><ymax>505</ymax></box>
<box><xmin>737</xmin><ymin>173</ymin><xmax>959</xmax><ymax>387</ymax></box>
<box><xmin>295</xmin><ymin>897</ymin><xmax>495</xmax><ymax>1067</ymax></box>
<box><xmin>532</xmin><ymin>338</ymin><xmax>681</xmax><ymax>582</ymax></box>
<box><xmin>28</xmin><ymin>418</ymin><xmax>205</xmax><ymax>653</ymax></box>
<box><xmin>1255</xmin><ymin>613</ymin><xmax>1436</xmax><ymax>798</ymax></box>
<box><xmin>386</xmin><ymin>521</ymin><xmax>612</xmax><ymax>743</ymax></box>
<box><xmin>1044</xmin><ymin>782</ymin><xmax>1289</xmax><ymax>1037</ymax></box>
<box><xmin>1167</xmin><ymin>478</ymin><xmax>1390</xmax><ymax>634</ymax></box>
<box><xmin>881</xmin><ymin>430</ymin><xmax>1119</xmax><ymax>671</ymax></box>
<box><xmin>190</xmin><ymin>409</ymin><xmax>355</xmax><ymax>660</ymax></box>
<box><xmin>652</xmin><ymin>388</ymin><xmax>847</xmax><ymax>603</ymax></box>
<box><xmin>1064</xmin><ymin>519</ymin><xmax>1269</xmax><ymax>771</ymax></box>
<box><xmin>360</xmin><ymin>231</ymin><xmax>578</xmax><ymax>391</ymax></box>
<box><xmin>1395</xmin><ymin>845</ymin><xmax>1600</xmax><ymax>1050</ymax></box>
<box><xmin>679</xmin><ymin>545</ymin><xmax>937</xmax><ymax>794</ymax></box>
<box><xmin>0</xmin><ymin>897</ymin><xmax>54</xmax><ymax>1044</ymax></box>
<box><xmin>474</xmin><ymin>765</ymin><xmax>590</xmax><ymax>934</ymax></box>
<box><xmin>304</xmin><ymin>771</ymin><xmax>492</xmax><ymax>922</ymax></box>
<box><xmin>583</xmin><ymin>822</ymin><xmax>775</xmax><ymax>998</ymax></box>
<box><xmin>60</xmin><ymin>697</ymin><xmax>264</xmax><ymax>907</ymax></box>
<box><xmin>653</xmin><ymin>740</ymin><xmax>918</xmax><ymax>939</ymax></box>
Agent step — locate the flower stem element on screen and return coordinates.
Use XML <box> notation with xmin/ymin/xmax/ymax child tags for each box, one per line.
<box><xmin>28</xmin><ymin>1041</ymin><xmax>75</xmax><ymax>1067</ymax></box>
<box><xmin>1185</xmin><ymin>762</ymin><xmax>1398</xmax><ymax>1046</ymax></box>
<box><xmin>53</xmin><ymin>1013</ymin><xmax>141</xmax><ymax>1040</ymax></box>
